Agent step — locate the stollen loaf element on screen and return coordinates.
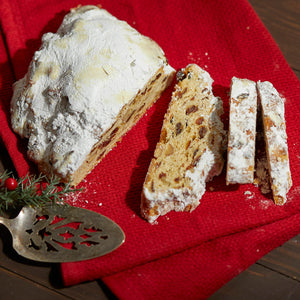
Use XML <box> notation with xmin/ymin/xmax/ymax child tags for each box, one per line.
<box><xmin>11</xmin><ymin>5</ymin><xmax>175</xmax><ymax>185</ymax></box>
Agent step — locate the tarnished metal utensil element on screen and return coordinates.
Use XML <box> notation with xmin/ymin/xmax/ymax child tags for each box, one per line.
<box><xmin>0</xmin><ymin>205</ymin><xmax>125</xmax><ymax>262</ymax></box>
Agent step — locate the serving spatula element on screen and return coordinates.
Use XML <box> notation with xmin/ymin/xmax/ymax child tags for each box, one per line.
<box><xmin>0</xmin><ymin>205</ymin><xmax>125</xmax><ymax>262</ymax></box>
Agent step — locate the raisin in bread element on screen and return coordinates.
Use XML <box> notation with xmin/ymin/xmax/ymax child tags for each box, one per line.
<box><xmin>11</xmin><ymin>5</ymin><xmax>175</xmax><ymax>185</ymax></box>
<box><xmin>226</xmin><ymin>77</ymin><xmax>257</xmax><ymax>184</ymax></box>
<box><xmin>257</xmin><ymin>81</ymin><xmax>292</xmax><ymax>204</ymax></box>
<box><xmin>141</xmin><ymin>64</ymin><xmax>226</xmax><ymax>223</ymax></box>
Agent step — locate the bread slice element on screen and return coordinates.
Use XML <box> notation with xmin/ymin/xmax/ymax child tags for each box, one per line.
<box><xmin>10</xmin><ymin>5</ymin><xmax>175</xmax><ymax>185</ymax></box>
<box><xmin>141</xmin><ymin>64</ymin><xmax>226</xmax><ymax>223</ymax></box>
<box><xmin>257</xmin><ymin>81</ymin><xmax>292</xmax><ymax>204</ymax></box>
<box><xmin>226</xmin><ymin>77</ymin><xmax>257</xmax><ymax>184</ymax></box>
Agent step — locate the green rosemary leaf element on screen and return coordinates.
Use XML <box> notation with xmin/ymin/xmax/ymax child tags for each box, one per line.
<box><xmin>0</xmin><ymin>171</ymin><xmax>83</xmax><ymax>213</ymax></box>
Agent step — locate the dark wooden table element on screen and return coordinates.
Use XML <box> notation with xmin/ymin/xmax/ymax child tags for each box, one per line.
<box><xmin>0</xmin><ymin>0</ymin><xmax>299</xmax><ymax>299</ymax></box>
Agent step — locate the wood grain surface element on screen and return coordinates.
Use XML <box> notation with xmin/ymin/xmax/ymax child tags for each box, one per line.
<box><xmin>0</xmin><ymin>0</ymin><xmax>299</xmax><ymax>299</ymax></box>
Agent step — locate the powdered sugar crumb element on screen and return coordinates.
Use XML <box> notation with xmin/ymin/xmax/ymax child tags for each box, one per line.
<box><xmin>187</xmin><ymin>51</ymin><xmax>210</xmax><ymax>66</ymax></box>
<box><xmin>260</xmin><ymin>199</ymin><xmax>272</xmax><ymax>210</ymax></box>
<box><xmin>187</xmin><ymin>51</ymin><xmax>202</xmax><ymax>64</ymax></box>
<box><xmin>249</xmin><ymin>204</ymin><xmax>256</xmax><ymax>210</ymax></box>
<box><xmin>64</xmin><ymin>190</ymin><xmax>82</xmax><ymax>204</ymax></box>
<box><xmin>287</xmin><ymin>186</ymin><xmax>300</xmax><ymax>201</ymax></box>
<box><xmin>244</xmin><ymin>190</ymin><xmax>254</xmax><ymax>199</ymax></box>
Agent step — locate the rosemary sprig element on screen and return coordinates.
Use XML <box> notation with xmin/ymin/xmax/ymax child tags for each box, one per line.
<box><xmin>0</xmin><ymin>170</ymin><xmax>82</xmax><ymax>213</ymax></box>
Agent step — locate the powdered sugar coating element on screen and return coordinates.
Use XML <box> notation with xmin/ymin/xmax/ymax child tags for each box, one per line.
<box><xmin>11</xmin><ymin>5</ymin><xmax>174</xmax><ymax>180</ymax></box>
<box><xmin>257</xmin><ymin>81</ymin><xmax>292</xmax><ymax>204</ymax></box>
<box><xmin>143</xmin><ymin>149</ymin><xmax>215</xmax><ymax>223</ymax></box>
<box><xmin>226</xmin><ymin>77</ymin><xmax>257</xmax><ymax>184</ymax></box>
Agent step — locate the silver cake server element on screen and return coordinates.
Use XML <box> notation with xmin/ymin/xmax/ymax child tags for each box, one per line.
<box><xmin>0</xmin><ymin>205</ymin><xmax>125</xmax><ymax>262</ymax></box>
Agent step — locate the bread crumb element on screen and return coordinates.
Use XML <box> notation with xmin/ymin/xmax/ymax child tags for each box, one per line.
<box><xmin>244</xmin><ymin>190</ymin><xmax>254</xmax><ymax>199</ymax></box>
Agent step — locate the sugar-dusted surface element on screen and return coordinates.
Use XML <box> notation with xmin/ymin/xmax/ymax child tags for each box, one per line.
<box><xmin>226</xmin><ymin>77</ymin><xmax>257</xmax><ymax>184</ymax></box>
<box><xmin>10</xmin><ymin>5</ymin><xmax>174</xmax><ymax>182</ymax></box>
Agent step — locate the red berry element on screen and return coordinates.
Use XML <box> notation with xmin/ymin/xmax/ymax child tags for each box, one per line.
<box><xmin>5</xmin><ymin>178</ymin><xmax>18</xmax><ymax>191</ymax></box>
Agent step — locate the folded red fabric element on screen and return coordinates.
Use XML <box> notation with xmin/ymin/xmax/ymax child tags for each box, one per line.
<box><xmin>0</xmin><ymin>0</ymin><xmax>299</xmax><ymax>299</ymax></box>
<box><xmin>103</xmin><ymin>214</ymin><xmax>300</xmax><ymax>300</ymax></box>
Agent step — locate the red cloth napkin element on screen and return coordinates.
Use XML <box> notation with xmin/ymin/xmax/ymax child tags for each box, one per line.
<box><xmin>0</xmin><ymin>0</ymin><xmax>300</xmax><ymax>299</ymax></box>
